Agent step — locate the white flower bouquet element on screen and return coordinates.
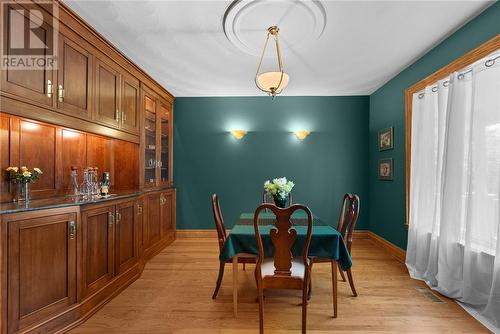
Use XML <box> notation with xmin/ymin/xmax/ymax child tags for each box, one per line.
<box><xmin>264</xmin><ymin>177</ymin><xmax>294</xmax><ymax>204</ymax></box>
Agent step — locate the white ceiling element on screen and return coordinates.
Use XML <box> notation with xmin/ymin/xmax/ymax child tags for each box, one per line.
<box><xmin>64</xmin><ymin>0</ymin><xmax>492</xmax><ymax>97</ymax></box>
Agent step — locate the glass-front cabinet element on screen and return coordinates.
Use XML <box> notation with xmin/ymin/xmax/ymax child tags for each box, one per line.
<box><xmin>142</xmin><ymin>88</ymin><xmax>173</xmax><ymax>188</ymax></box>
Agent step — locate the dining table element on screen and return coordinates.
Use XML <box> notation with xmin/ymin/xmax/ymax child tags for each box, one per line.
<box><xmin>219</xmin><ymin>211</ymin><xmax>353</xmax><ymax>316</ymax></box>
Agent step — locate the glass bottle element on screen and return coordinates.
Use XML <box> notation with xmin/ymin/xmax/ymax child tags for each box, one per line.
<box><xmin>81</xmin><ymin>168</ymin><xmax>90</xmax><ymax>199</ymax></box>
<box><xmin>92</xmin><ymin>167</ymin><xmax>99</xmax><ymax>195</ymax></box>
<box><xmin>100</xmin><ymin>172</ymin><xmax>110</xmax><ymax>197</ymax></box>
<box><xmin>70</xmin><ymin>166</ymin><xmax>79</xmax><ymax>196</ymax></box>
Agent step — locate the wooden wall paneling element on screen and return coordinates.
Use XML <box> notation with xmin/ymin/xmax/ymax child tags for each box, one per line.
<box><xmin>86</xmin><ymin>134</ymin><xmax>113</xmax><ymax>186</ymax></box>
<box><xmin>94</xmin><ymin>57</ymin><xmax>121</xmax><ymax>128</ymax></box>
<box><xmin>18</xmin><ymin>118</ymin><xmax>56</xmax><ymax>195</ymax></box>
<box><xmin>59</xmin><ymin>128</ymin><xmax>87</xmax><ymax>192</ymax></box>
<box><xmin>112</xmin><ymin>139</ymin><xmax>139</xmax><ymax>190</ymax></box>
<box><xmin>57</xmin><ymin>33</ymin><xmax>93</xmax><ymax>119</ymax></box>
<box><xmin>1</xmin><ymin>115</ymin><xmax>12</xmax><ymax>202</ymax></box>
<box><xmin>0</xmin><ymin>2</ymin><xmax>55</xmax><ymax>107</ymax></box>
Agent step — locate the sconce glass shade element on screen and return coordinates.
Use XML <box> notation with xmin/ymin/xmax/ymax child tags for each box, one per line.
<box><xmin>294</xmin><ymin>130</ymin><xmax>310</xmax><ymax>140</ymax></box>
<box><xmin>256</xmin><ymin>71</ymin><xmax>289</xmax><ymax>95</ymax></box>
<box><xmin>230</xmin><ymin>130</ymin><xmax>247</xmax><ymax>139</ymax></box>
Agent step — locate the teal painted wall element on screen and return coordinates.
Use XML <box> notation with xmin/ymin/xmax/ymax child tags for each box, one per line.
<box><xmin>174</xmin><ymin>96</ymin><xmax>369</xmax><ymax>230</ymax></box>
<box><xmin>369</xmin><ymin>2</ymin><xmax>500</xmax><ymax>249</ymax></box>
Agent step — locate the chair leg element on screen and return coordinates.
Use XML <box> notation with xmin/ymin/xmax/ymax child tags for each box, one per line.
<box><xmin>346</xmin><ymin>268</ymin><xmax>358</xmax><ymax>297</ymax></box>
<box><xmin>331</xmin><ymin>261</ymin><xmax>338</xmax><ymax>318</ymax></box>
<box><xmin>338</xmin><ymin>266</ymin><xmax>346</xmax><ymax>282</ymax></box>
<box><xmin>256</xmin><ymin>272</ymin><xmax>264</xmax><ymax>334</ymax></box>
<box><xmin>307</xmin><ymin>260</ymin><xmax>313</xmax><ymax>300</ymax></box>
<box><xmin>212</xmin><ymin>261</ymin><xmax>225</xmax><ymax>299</ymax></box>
<box><xmin>302</xmin><ymin>271</ymin><xmax>309</xmax><ymax>334</ymax></box>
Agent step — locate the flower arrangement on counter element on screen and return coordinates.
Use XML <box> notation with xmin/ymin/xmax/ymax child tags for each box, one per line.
<box><xmin>5</xmin><ymin>166</ymin><xmax>43</xmax><ymax>183</ymax></box>
<box><xmin>264</xmin><ymin>177</ymin><xmax>294</xmax><ymax>208</ymax></box>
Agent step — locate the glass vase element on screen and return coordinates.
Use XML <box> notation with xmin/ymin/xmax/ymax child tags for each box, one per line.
<box><xmin>273</xmin><ymin>195</ymin><xmax>288</xmax><ymax>208</ymax></box>
<box><xmin>17</xmin><ymin>182</ymin><xmax>31</xmax><ymax>203</ymax></box>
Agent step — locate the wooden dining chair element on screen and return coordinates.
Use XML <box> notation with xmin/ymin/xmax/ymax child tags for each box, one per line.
<box><xmin>309</xmin><ymin>193</ymin><xmax>360</xmax><ymax>313</ymax></box>
<box><xmin>211</xmin><ymin>194</ymin><xmax>256</xmax><ymax>299</ymax></box>
<box><xmin>254</xmin><ymin>203</ymin><xmax>313</xmax><ymax>334</ymax></box>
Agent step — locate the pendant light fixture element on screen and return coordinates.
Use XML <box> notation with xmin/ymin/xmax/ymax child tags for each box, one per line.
<box><xmin>255</xmin><ymin>26</ymin><xmax>289</xmax><ymax>97</ymax></box>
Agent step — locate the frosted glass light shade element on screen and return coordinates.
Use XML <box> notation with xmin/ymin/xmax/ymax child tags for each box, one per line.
<box><xmin>256</xmin><ymin>71</ymin><xmax>289</xmax><ymax>94</ymax></box>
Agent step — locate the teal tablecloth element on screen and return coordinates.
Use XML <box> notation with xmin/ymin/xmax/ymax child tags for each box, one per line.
<box><xmin>219</xmin><ymin>213</ymin><xmax>352</xmax><ymax>271</ymax></box>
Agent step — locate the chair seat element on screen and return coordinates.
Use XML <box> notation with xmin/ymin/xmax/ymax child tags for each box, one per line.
<box><xmin>261</xmin><ymin>257</ymin><xmax>308</xmax><ymax>279</ymax></box>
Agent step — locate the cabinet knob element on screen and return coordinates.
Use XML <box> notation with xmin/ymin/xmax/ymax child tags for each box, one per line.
<box><xmin>47</xmin><ymin>80</ymin><xmax>53</xmax><ymax>97</ymax></box>
<box><xmin>69</xmin><ymin>220</ymin><xmax>76</xmax><ymax>240</ymax></box>
<box><xmin>115</xmin><ymin>211</ymin><xmax>121</xmax><ymax>224</ymax></box>
<box><xmin>137</xmin><ymin>205</ymin><xmax>143</xmax><ymax>215</ymax></box>
<box><xmin>58</xmin><ymin>84</ymin><xmax>64</xmax><ymax>102</ymax></box>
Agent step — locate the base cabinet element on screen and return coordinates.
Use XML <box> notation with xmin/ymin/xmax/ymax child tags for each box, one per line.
<box><xmin>0</xmin><ymin>189</ymin><xmax>175</xmax><ymax>334</ymax></box>
<box><xmin>4</xmin><ymin>207</ymin><xmax>78</xmax><ymax>334</ymax></box>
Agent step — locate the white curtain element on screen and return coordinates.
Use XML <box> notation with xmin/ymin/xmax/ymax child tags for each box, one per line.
<box><xmin>406</xmin><ymin>51</ymin><xmax>500</xmax><ymax>332</ymax></box>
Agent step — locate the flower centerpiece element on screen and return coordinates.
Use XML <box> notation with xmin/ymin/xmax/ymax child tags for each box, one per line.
<box><xmin>263</xmin><ymin>177</ymin><xmax>294</xmax><ymax>208</ymax></box>
<box><xmin>5</xmin><ymin>166</ymin><xmax>43</xmax><ymax>202</ymax></box>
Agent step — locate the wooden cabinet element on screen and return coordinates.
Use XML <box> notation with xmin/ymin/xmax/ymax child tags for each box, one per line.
<box><xmin>4</xmin><ymin>207</ymin><xmax>78</xmax><ymax>333</ymax></box>
<box><xmin>81</xmin><ymin>204</ymin><xmax>115</xmax><ymax>297</ymax></box>
<box><xmin>142</xmin><ymin>88</ymin><xmax>174</xmax><ymax>188</ymax></box>
<box><xmin>94</xmin><ymin>58</ymin><xmax>121</xmax><ymax>127</ymax></box>
<box><xmin>160</xmin><ymin>190</ymin><xmax>175</xmax><ymax>236</ymax></box>
<box><xmin>144</xmin><ymin>192</ymin><xmax>161</xmax><ymax>249</ymax></box>
<box><xmin>115</xmin><ymin>200</ymin><xmax>139</xmax><ymax>275</ymax></box>
<box><xmin>121</xmin><ymin>75</ymin><xmax>140</xmax><ymax>135</ymax></box>
<box><xmin>0</xmin><ymin>2</ymin><xmax>55</xmax><ymax>107</ymax></box>
<box><xmin>57</xmin><ymin>33</ymin><xmax>93</xmax><ymax>119</ymax></box>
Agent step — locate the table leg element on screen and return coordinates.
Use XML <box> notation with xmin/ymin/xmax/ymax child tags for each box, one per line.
<box><xmin>331</xmin><ymin>260</ymin><xmax>338</xmax><ymax>318</ymax></box>
<box><xmin>233</xmin><ymin>256</ymin><xmax>238</xmax><ymax>317</ymax></box>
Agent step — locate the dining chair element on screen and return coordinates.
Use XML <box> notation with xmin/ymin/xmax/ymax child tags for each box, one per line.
<box><xmin>211</xmin><ymin>194</ymin><xmax>256</xmax><ymax>299</ymax></box>
<box><xmin>254</xmin><ymin>203</ymin><xmax>313</xmax><ymax>334</ymax></box>
<box><xmin>309</xmin><ymin>193</ymin><xmax>360</xmax><ymax>314</ymax></box>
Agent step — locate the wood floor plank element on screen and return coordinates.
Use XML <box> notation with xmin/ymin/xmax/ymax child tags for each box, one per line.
<box><xmin>70</xmin><ymin>238</ymin><xmax>489</xmax><ymax>333</ymax></box>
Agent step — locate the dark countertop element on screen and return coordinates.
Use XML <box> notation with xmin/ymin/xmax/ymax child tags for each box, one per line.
<box><xmin>0</xmin><ymin>187</ymin><xmax>175</xmax><ymax>215</ymax></box>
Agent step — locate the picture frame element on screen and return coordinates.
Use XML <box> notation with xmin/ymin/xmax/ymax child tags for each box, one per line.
<box><xmin>379</xmin><ymin>158</ymin><xmax>393</xmax><ymax>181</ymax></box>
<box><xmin>378</xmin><ymin>127</ymin><xmax>393</xmax><ymax>151</ymax></box>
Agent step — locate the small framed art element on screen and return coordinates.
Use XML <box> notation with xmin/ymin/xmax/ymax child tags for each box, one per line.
<box><xmin>379</xmin><ymin>158</ymin><xmax>393</xmax><ymax>181</ymax></box>
<box><xmin>378</xmin><ymin>127</ymin><xmax>393</xmax><ymax>151</ymax></box>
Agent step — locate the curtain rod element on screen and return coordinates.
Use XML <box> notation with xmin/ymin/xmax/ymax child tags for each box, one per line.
<box><xmin>417</xmin><ymin>54</ymin><xmax>500</xmax><ymax>99</ymax></box>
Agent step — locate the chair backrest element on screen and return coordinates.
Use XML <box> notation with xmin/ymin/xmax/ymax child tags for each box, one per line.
<box><xmin>254</xmin><ymin>203</ymin><xmax>313</xmax><ymax>276</ymax></box>
<box><xmin>262</xmin><ymin>191</ymin><xmax>293</xmax><ymax>206</ymax></box>
<box><xmin>211</xmin><ymin>194</ymin><xmax>227</xmax><ymax>251</ymax></box>
<box><xmin>336</xmin><ymin>193</ymin><xmax>360</xmax><ymax>252</ymax></box>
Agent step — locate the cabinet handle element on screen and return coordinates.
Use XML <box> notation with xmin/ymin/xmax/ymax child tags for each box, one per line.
<box><xmin>115</xmin><ymin>211</ymin><xmax>121</xmax><ymax>224</ymax></box>
<box><xmin>69</xmin><ymin>220</ymin><xmax>76</xmax><ymax>240</ymax></box>
<box><xmin>115</xmin><ymin>110</ymin><xmax>120</xmax><ymax>124</ymax></box>
<box><xmin>122</xmin><ymin>111</ymin><xmax>127</xmax><ymax>122</ymax></box>
<box><xmin>160</xmin><ymin>195</ymin><xmax>166</xmax><ymax>205</ymax></box>
<box><xmin>58</xmin><ymin>84</ymin><xmax>64</xmax><ymax>102</ymax></box>
<box><xmin>47</xmin><ymin>80</ymin><xmax>53</xmax><ymax>97</ymax></box>
<box><xmin>158</xmin><ymin>161</ymin><xmax>163</xmax><ymax>168</ymax></box>
<box><xmin>137</xmin><ymin>205</ymin><xmax>143</xmax><ymax>215</ymax></box>
<box><xmin>108</xmin><ymin>212</ymin><xmax>114</xmax><ymax>227</ymax></box>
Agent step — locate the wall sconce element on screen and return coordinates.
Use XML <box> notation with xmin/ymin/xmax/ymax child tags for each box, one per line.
<box><xmin>294</xmin><ymin>130</ymin><xmax>310</xmax><ymax>140</ymax></box>
<box><xmin>230</xmin><ymin>130</ymin><xmax>247</xmax><ymax>140</ymax></box>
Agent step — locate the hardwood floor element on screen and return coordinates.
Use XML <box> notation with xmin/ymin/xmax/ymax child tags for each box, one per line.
<box><xmin>70</xmin><ymin>237</ymin><xmax>489</xmax><ymax>333</ymax></box>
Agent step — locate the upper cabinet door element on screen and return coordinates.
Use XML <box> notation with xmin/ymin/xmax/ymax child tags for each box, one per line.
<box><xmin>158</xmin><ymin>100</ymin><xmax>172</xmax><ymax>186</ymax></box>
<box><xmin>57</xmin><ymin>34</ymin><xmax>93</xmax><ymax>119</ymax></box>
<box><xmin>94</xmin><ymin>58</ymin><xmax>121</xmax><ymax>127</ymax></box>
<box><xmin>1</xmin><ymin>2</ymin><xmax>54</xmax><ymax>106</ymax></box>
<box><xmin>121</xmin><ymin>74</ymin><xmax>140</xmax><ymax>135</ymax></box>
<box><xmin>143</xmin><ymin>92</ymin><xmax>157</xmax><ymax>188</ymax></box>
